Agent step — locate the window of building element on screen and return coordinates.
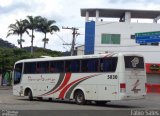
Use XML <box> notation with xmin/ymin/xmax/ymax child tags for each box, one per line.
<box><xmin>101</xmin><ymin>34</ymin><xmax>120</xmax><ymax>44</ymax></box>
<box><xmin>65</xmin><ymin>60</ymin><xmax>80</xmax><ymax>72</ymax></box>
<box><xmin>131</xmin><ymin>35</ymin><xmax>135</xmax><ymax>39</ymax></box>
<box><xmin>81</xmin><ymin>59</ymin><xmax>99</xmax><ymax>72</ymax></box>
<box><xmin>50</xmin><ymin>61</ymin><xmax>64</xmax><ymax>73</ymax></box>
<box><xmin>24</xmin><ymin>62</ymin><xmax>36</xmax><ymax>74</ymax></box>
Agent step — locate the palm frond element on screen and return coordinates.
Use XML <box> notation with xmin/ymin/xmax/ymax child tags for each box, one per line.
<box><xmin>6</xmin><ymin>33</ymin><xmax>12</xmax><ymax>38</ymax></box>
<box><xmin>50</xmin><ymin>25</ymin><xmax>60</xmax><ymax>32</ymax></box>
<box><xmin>6</xmin><ymin>19</ymin><xmax>29</xmax><ymax>48</ymax></box>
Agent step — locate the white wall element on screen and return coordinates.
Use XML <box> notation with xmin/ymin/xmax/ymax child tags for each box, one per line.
<box><xmin>76</xmin><ymin>45</ymin><xmax>84</xmax><ymax>55</ymax></box>
<box><xmin>94</xmin><ymin>21</ymin><xmax>160</xmax><ymax>63</ymax></box>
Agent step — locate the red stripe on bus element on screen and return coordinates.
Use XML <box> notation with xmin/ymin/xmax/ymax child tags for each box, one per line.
<box><xmin>58</xmin><ymin>77</ymin><xmax>89</xmax><ymax>99</ymax></box>
<box><xmin>47</xmin><ymin>73</ymin><xmax>71</xmax><ymax>95</ymax></box>
<box><xmin>58</xmin><ymin>74</ymin><xmax>99</xmax><ymax>99</ymax></box>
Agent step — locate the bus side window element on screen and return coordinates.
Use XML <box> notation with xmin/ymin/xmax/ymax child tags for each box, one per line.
<box><xmin>81</xmin><ymin>60</ymin><xmax>88</xmax><ymax>72</ymax></box>
<box><xmin>50</xmin><ymin>62</ymin><xmax>56</xmax><ymax>73</ymax></box>
<box><xmin>36</xmin><ymin>63</ymin><xmax>40</xmax><ymax>73</ymax></box>
<box><xmin>49</xmin><ymin>67</ymin><xmax>55</xmax><ymax>73</ymax></box>
<box><xmin>50</xmin><ymin>61</ymin><xmax>64</xmax><ymax>73</ymax></box>
<box><xmin>57</xmin><ymin>61</ymin><xmax>64</xmax><ymax>72</ymax></box>
<box><xmin>81</xmin><ymin>59</ymin><xmax>98</xmax><ymax>72</ymax></box>
<box><xmin>100</xmin><ymin>62</ymin><xmax>104</xmax><ymax>72</ymax></box>
<box><xmin>88</xmin><ymin>59</ymin><xmax>99</xmax><ymax>72</ymax></box>
<box><xmin>111</xmin><ymin>58</ymin><xmax>118</xmax><ymax>71</ymax></box>
<box><xmin>100</xmin><ymin>57</ymin><xmax>118</xmax><ymax>72</ymax></box>
<box><xmin>70</xmin><ymin>60</ymin><xmax>80</xmax><ymax>72</ymax></box>
<box><xmin>65</xmin><ymin>60</ymin><xmax>80</xmax><ymax>72</ymax></box>
<box><xmin>100</xmin><ymin>58</ymin><xmax>111</xmax><ymax>72</ymax></box>
<box><xmin>65</xmin><ymin>61</ymin><xmax>71</xmax><ymax>72</ymax></box>
<box><xmin>36</xmin><ymin>62</ymin><xmax>49</xmax><ymax>73</ymax></box>
<box><xmin>24</xmin><ymin>62</ymin><xmax>36</xmax><ymax>74</ymax></box>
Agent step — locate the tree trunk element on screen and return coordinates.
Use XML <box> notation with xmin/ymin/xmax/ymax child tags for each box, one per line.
<box><xmin>20</xmin><ymin>34</ymin><xmax>22</xmax><ymax>48</ymax></box>
<box><xmin>43</xmin><ymin>33</ymin><xmax>47</xmax><ymax>49</ymax></box>
<box><xmin>31</xmin><ymin>29</ymin><xmax>34</xmax><ymax>54</ymax></box>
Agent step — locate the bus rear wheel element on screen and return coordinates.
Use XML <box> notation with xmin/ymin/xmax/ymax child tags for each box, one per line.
<box><xmin>75</xmin><ymin>91</ymin><xmax>86</xmax><ymax>105</ymax></box>
<box><xmin>28</xmin><ymin>90</ymin><xmax>33</xmax><ymax>101</ymax></box>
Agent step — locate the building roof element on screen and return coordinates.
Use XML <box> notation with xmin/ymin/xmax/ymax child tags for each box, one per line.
<box><xmin>81</xmin><ymin>8</ymin><xmax>160</xmax><ymax>19</ymax></box>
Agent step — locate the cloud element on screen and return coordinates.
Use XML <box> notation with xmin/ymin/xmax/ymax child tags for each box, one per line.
<box><xmin>108</xmin><ymin>0</ymin><xmax>160</xmax><ymax>4</ymax></box>
<box><xmin>0</xmin><ymin>2</ymin><xmax>33</xmax><ymax>14</ymax></box>
<box><xmin>144</xmin><ymin>0</ymin><xmax>160</xmax><ymax>4</ymax></box>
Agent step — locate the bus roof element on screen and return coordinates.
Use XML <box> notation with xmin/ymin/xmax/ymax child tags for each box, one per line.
<box><xmin>15</xmin><ymin>52</ymin><xmax>143</xmax><ymax>64</ymax></box>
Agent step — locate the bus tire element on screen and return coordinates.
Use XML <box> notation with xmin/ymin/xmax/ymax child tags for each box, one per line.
<box><xmin>28</xmin><ymin>90</ymin><xmax>33</xmax><ymax>101</ymax></box>
<box><xmin>75</xmin><ymin>90</ymin><xmax>86</xmax><ymax>105</ymax></box>
<box><xmin>37</xmin><ymin>97</ymin><xmax>42</xmax><ymax>101</ymax></box>
<box><xmin>95</xmin><ymin>101</ymin><xmax>106</xmax><ymax>105</ymax></box>
<box><xmin>48</xmin><ymin>98</ymin><xmax>52</xmax><ymax>101</ymax></box>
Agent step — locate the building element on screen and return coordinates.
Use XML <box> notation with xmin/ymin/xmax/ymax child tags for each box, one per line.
<box><xmin>81</xmin><ymin>8</ymin><xmax>160</xmax><ymax>93</ymax></box>
<box><xmin>75</xmin><ymin>45</ymin><xmax>84</xmax><ymax>55</ymax></box>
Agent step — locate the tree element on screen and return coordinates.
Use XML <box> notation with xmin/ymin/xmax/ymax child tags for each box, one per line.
<box><xmin>7</xmin><ymin>19</ymin><xmax>28</xmax><ymax>48</ymax></box>
<box><xmin>26</xmin><ymin>16</ymin><xmax>43</xmax><ymax>54</ymax></box>
<box><xmin>37</xmin><ymin>18</ymin><xmax>60</xmax><ymax>49</ymax></box>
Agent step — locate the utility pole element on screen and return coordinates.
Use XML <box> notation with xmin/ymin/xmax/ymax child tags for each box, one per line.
<box><xmin>62</xmin><ymin>27</ymin><xmax>79</xmax><ymax>56</ymax></box>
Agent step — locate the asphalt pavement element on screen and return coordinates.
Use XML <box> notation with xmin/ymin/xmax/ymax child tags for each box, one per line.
<box><xmin>0</xmin><ymin>86</ymin><xmax>160</xmax><ymax>116</ymax></box>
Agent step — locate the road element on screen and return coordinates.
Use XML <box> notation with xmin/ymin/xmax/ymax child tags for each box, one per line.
<box><xmin>0</xmin><ymin>88</ymin><xmax>160</xmax><ymax>116</ymax></box>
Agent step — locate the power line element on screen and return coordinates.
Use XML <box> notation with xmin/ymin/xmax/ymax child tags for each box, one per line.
<box><xmin>54</xmin><ymin>33</ymin><xmax>70</xmax><ymax>50</ymax></box>
<box><xmin>54</xmin><ymin>33</ymin><xmax>69</xmax><ymax>45</ymax></box>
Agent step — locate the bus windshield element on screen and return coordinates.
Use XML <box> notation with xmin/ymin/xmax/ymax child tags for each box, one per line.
<box><xmin>14</xmin><ymin>63</ymin><xmax>23</xmax><ymax>85</ymax></box>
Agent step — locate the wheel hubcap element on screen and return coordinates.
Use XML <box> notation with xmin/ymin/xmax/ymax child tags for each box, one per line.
<box><xmin>77</xmin><ymin>94</ymin><xmax>83</xmax><ymax>103</ymax></box>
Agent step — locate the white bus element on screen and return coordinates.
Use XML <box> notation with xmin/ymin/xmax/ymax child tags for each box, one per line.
<box><xmin>13</xmin><ymin>53</ymin><xmax>146</xmax><ymax>105</ymax></box>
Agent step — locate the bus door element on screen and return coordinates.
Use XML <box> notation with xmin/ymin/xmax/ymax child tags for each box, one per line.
<box><xmin>123</xmin><ymin>56</ymin><xmax>146</xmax><ymax>95</ymax></box>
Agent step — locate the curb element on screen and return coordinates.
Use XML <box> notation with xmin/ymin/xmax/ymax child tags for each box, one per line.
<box><xmin>0</xmin><ymin>86</ymin><xmax>12</xmax><ymax>90</ymax></box>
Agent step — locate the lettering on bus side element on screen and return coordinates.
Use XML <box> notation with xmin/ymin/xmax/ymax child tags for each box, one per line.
<box><xmin>107</xmin><ymin>75</ymin><xmax>118</xmax><ymax>79</ymax></box>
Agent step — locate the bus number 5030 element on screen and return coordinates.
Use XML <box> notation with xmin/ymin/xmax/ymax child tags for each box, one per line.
<box><xmin>107</xmin><ymin>75</ymin><xmax>118</xmax><ymax>79</ymax></box>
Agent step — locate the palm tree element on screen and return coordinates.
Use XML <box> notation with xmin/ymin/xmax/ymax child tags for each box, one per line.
<box><xmin>7</xmin><ymin>19</ymin><xmax>28</xmax><ymax>48</ymax></box>
<box><xmin>37</xmin><ymin>18</ymin><xmax>60</xmax><ymax>49</ymax></box>
<box><xmin>26</xmin><ymin>16</ymin><xmax>43</xmax><ymax>54</ymax></box>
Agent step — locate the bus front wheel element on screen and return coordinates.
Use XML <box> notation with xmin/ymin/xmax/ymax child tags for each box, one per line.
<box><xmin>75</xmin><ymin>90</ymin><xmax>86</xmax><ymax>105</ymax></box>
<box><xmin>28</xmin><ymin>90</ymin><xmax>33</xmax><ymax>101</ymax></box>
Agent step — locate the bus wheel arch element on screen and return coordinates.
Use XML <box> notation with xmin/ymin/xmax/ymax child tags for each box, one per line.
<box><xmin>74</xmin><ymin>89</ymin><xmax>86</xmax><ymax>105</ymax></box>
<box><xmin>24</xmin><ymin>88</ymin><xmax>33</xmax><ymax>101</ymax></box>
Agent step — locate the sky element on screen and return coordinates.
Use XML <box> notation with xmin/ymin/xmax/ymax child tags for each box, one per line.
<box><xmin>1</xmin><ymin>0</ymin><xmax>160</xmax><ymax>52</ymax></box>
